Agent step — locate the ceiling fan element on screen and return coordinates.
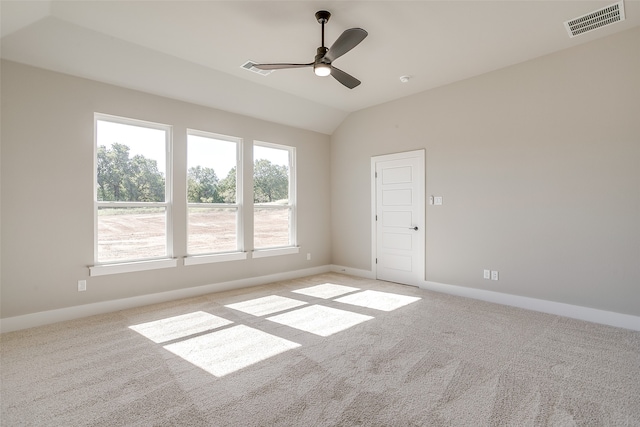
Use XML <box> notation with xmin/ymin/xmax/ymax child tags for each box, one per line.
<box><xmin>252</xmin><ymin>10</ymin><xmax>368</xmax><ymax>89</ymax></box>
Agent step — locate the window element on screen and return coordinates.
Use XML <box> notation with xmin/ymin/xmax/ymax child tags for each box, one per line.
<box><xmin>91</xmin><ymin>114</ymin><xmax>298</xmax><ymax>275</ymax></box>
<box><xmin>253</xmin><ymin>142</ymin><xmax>296</xmax><ymax>252</ymax></box>
<box><xmin>187</xmin><ymin>130</ymin><xmax>243</xmax><ymax>257</ymax></box>
<box><xmin>94</xmin><ymin>114</ymin><xmax>172</xmax><ymax>265</ymax></box>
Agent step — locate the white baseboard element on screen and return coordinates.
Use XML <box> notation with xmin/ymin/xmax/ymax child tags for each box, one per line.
<box><xmin>0</xmin><ymin>265</ymin><xmax>332</xmax><ymax>333</ymax></box>
<box><xmin>420</xmin><ymin>280</ymin><xmax>640</xmax><ymax>331</ymax></box>
<box><xmin>3</xmin><ymin>266</ymin><xmax>638</xmax><ymax>333</ymax></box>
<box><xmin>329</xmin><ymin>264</ymin><xmax>376</xmax><ymax>279</ymax></box>
<box><xmin>330</xmin><ymin>266</ymin><xmax>639</xmax><ymax>331</ymax></box>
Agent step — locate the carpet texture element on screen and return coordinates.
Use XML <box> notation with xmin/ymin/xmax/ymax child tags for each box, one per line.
<box><xmin>1</xmin><ymin>273</ymin><xmax>639</xmax><ymax>426</ymax></box>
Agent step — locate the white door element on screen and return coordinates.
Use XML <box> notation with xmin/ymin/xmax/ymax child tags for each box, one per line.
<box><xmin>372</xmin><ymin>150</ymin><xmax>425</xmax><ymax>286</ymax></box>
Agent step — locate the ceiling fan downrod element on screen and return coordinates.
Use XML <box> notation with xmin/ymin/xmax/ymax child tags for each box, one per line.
<box><xmin>314</xmin><ymin>11</ymin><xmax>332</xmax><ymax>76</ymax></box>
<box><xmin>315</xmin><ymin>10</ymin><xmax>331</xmax><ymax>47</ymax></box>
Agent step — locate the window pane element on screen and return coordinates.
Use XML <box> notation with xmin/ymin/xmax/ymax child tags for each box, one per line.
<box><xmin>187</xmin><ymin>134</ymin><xmax>237</xmax><ymax>204</ymax></box>
<box><xmin>253</xmin><ymin>143</ymin><xmax>294</xmax><ymax>250</ymax></box>
<box><xmin>253</xmin><ymin>145</ymin><xmax>289</xmax><ymax>203</ymax></box>
<box><xmin>188</xmin><ymin>207</ymin><xmax>238</xmax><ymax>254</ymax></box>
<box><xmin>187</xmin><ymin>132</ymin><xmax>239</xmax><ymax>255</ymax></box>
<box><xmin>96</xmin><ymin>120</ymin><xmax>166</xmax><ymax>202</ymax></box>
<box><xmin>254</xmin><ymin>207</ymin><xmax>290</xmax><ymax>248</ymax></box>
<box><xmin>97</xmin><ymin>207</ymin><xmax>166</xmax><ymax>262</ymax></box>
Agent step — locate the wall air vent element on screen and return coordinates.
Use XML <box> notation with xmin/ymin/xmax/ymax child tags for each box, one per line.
<box><xmin>241</xmin><ymin>61</ymin><xmax>273</xmax><ymax>76</ymax></box>
<box><xmin>564</xmin><ymin>1</ymin><xmax>625</xmax><ymax>38</ymax></box>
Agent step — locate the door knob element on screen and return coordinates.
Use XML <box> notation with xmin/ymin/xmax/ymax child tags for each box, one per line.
<box><xmin>409</xmin><ymin>226</ymin><xmax>418</xmax><ymax>231</ymax></box>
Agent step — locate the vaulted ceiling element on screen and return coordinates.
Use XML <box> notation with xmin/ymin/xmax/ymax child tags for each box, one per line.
<box><xmin>2</xmin><ymin>1</ymin><xmax>638</xmax><ymax>134</ymax></box>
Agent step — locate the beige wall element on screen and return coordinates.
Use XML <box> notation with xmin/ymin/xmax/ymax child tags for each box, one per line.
<box><xmin>2</xmin><ymin>28</ymin><xmax>639</xmax><ymax>322</ymax></box>
<box><xmin>1</xmin><ymin>60</ymin><xmax>331</xmax><ymax>319</ymax></box>
<box><xmin>331</xmin><ymin>28</ymin><xmax>640</xmax><ymax>316</ymax></box>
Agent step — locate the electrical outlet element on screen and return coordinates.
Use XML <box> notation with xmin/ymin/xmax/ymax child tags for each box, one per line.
<box><xmin>78</xmin><ymin>280</ymin><xmax>87</xmax><ymax>292</ymax></box>
<box><xmin>483</xmin><ymin>270</ymin><xmax>491</xmax><ymax>279</ymax></box>
<box><xmin>434</xmin><ymin>196</ymin><xmax>443</xmax><ymax>205</ymax></box>
<box><xmin>306</xmin><ymin>253</ymin><xmax>311</xmax><ymax>261</ymax></box>
<box><xmin>491</xmin><ymin>271</ymin><xmax>499</xmax><ymax>281</ymax></box>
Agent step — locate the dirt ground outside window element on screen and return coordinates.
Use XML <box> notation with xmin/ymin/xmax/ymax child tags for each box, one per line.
<box><xmin>98</xmin><ymin>209</ymin><xmax>289</xmax><ymax>262</ymax></box>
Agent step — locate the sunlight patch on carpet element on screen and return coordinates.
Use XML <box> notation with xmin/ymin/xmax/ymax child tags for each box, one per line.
<box><xmin>129</xmin><ymin>311</ymin><xmax>233</xmax><ymax>343</ymax></box>
<box><xmin>225</xmin><ymin>295</ymin><xmax>307</xmax><ymax>316</ymax></box>
<box><xmin>292</xmin><ymin>283</ymin><xmax>360</xmax><ymax>299</ymax></box>
<box><xmin>335</xmin><ymin>290</ymin><xmax>421</xmax><ymax>311</ymax></box>
<box><xmin>163</xmin><ymin>325</ymin><xmax>300</xmax><ymax>377</ymax></box>
<box><xmin>266</xmin><ymin>305</ymin><xmax>373</xmax><ymax>337</ymax></box>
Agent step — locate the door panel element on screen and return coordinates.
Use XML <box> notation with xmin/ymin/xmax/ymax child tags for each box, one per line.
<box><xmin>382</xmin><ymin>189</ymin><xmax>413</xmax><ymax>205</ymax></box>
<box><xmin>382</xmin><ymin>166</ymin><xmax>412</xmax><ymax>184</ymax></box>
<box><xmin>381</xmin><ymin>253</ymin><xmax>412</xmax><ymax>272</ymax></box>
<box><xmin>383</xmin><ymin>232</ymin><xmax>412</xmax><ymax>251</ymax></box>
<box><xmin>382</xmin><ymin>211</ymin><xmax>412</xmax><ymax>227</ymax></box>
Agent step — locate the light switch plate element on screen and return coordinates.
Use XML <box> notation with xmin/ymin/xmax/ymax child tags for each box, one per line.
<box><xmin>434</xmin><ymin>196</ymin><xmax>443</xmax><ymax>205</ymax></box>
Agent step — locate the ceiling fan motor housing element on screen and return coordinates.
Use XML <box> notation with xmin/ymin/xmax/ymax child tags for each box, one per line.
<box><xmin>314</xmin><ymin>47</ymin><xmax>331</xmax><ymax>76</ymax></box>
<box><xmin>315</xmin><ymin>47</ymin><xmax>329</xmax><ymax>64</ymax></box>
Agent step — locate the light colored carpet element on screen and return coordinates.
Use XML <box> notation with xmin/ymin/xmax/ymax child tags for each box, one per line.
<box><xmin>1</xmin><ymin>273</ymin><xmax>639</xmax><ymax>426</ymax></box>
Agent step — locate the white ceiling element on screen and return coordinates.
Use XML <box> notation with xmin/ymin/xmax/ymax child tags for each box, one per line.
<box><xmin>2</xmin><ymin>1</ymin><xmax>639</xmax><ymax>134</ymax></box>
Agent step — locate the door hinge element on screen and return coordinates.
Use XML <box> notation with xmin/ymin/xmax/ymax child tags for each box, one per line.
<box><xmin>376</xmin><ymin>258</ymin><xmax>378</xmax><ymax>264</ymax></box>
<box><xmin>375</xmin><ymin>171</ymin><xmax>378</xmax><ymax>178</ymax></box>
<box><xmin>375</xmin><ymin>214</ymin><xmax>378</xmax><ymax>221</ymax></box>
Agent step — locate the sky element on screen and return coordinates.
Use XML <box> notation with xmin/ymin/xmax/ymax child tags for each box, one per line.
<box><xmin>97</xmin><ymin>120</ymin><xmax>168</xmax><ymax>173</ymax></box>
<box><xmin>97</xmin><ymin>120</ymin><xmax>289</xmax><ymax>179</ymax></box>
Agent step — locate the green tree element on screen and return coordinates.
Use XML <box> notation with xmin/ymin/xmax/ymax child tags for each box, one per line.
<box><xmin>96</xmin><ymin>145</ymin><xmax>111</xmax><ymax>201</ymax></box>
<box><xmin>97</xmin><ymin>143</ymin><xmax>132</xmax><ymax>201</ymax></box>
<box><xmin>128</xmin><ymin>155</ymin><xmax>165</xmax><ymax>202</ymax></box>
<box><xmin>187</xmin><ymin>166</ymin><xmax>219</xmax><ymax>203</ymax></box>
<box><xmin>253</xmin><ymin>159</ymin><xmax>288</xmax><ymax>203</ymax></box>
<box><xmin>96</xmin><ymin>143</ymin><xmax>165</xmax><ymax>202</ymax></box>
<box><xmin>218</xmin><ymin>166</ymin><xmax>237</xmax><ymax>203</ymax></box>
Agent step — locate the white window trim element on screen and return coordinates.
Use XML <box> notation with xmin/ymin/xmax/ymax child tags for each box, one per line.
<box><xmin>253</xmin><ymin>140</ymin><xmax>297</xmax><ymax>251</ymax></box>
<box><xmin>89</xmin><ymin>258</ymin><xmax>178</xmax><ymax>277</ymax></box>
<box><xmin>184</xmin><ymin>251</ymin><xmax>248</xmax><ymax>266</ymax></box>
<box><xmin>252</xmin><ymin>247</ymin><xmax>300</xmax><ymax>258</ymax></box>
<box><xmin>186</xmin><ymin>129</ymin><xmax>244</xmax><ymax>256</ymax></box>
<box><xmin>93</xmin><ymin>113</ymin><xmax>173</xmax><ymax>266</ymax></box>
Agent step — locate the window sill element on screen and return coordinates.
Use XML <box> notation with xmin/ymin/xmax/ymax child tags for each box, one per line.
<box><xmin>184</xmin><ymin>252</ymin><xmax>248</xmax><ymax>266</ymax></box>
<box><xmin>252</xmin><ymin>247</ymin><xmax>300</xmax><ymax>259</ymax></box>
<box><xmin>89</xmin><ymin>258</ymin><xmax>178</xmax><ymax>277</ymax></box>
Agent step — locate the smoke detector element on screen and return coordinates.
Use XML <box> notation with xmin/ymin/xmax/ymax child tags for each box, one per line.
<box><xmin>564</xmin><ymin>1</ymin><xmax>625</xmax><ymax>38</ymax></box>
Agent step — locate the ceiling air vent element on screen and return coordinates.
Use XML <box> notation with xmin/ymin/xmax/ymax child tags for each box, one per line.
<box><xmin>241</xmin><ymin>61</ymin><xmax>273</xmax><ymax>76</ymax></box>
<box><xmin>564</xmin><ymin>1</ymin><xmax>625</xmax><ymax>38</ymax></box>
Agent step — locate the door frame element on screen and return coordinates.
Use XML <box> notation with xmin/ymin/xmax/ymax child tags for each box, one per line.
<box><xmin>371</xmin><ymin>149</ymin><xmax>426</xmax><ymax>285</ymax></box>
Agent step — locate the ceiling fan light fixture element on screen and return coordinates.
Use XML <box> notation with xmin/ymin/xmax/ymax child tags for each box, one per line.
<box><xmin>314</xmin><ymin>62</ymin><xmax>331</xmax><ymax>77</ymax></box>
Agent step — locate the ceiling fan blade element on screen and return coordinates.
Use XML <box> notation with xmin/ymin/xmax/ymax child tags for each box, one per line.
<box><xmin>324</xmin><ymin>28</ymin><xmax>368</xmax><ymax>62</ymax></box>
<box><xmin>330</xmin><ymin>66</ymin><xmax>361</xmax><ymax>89</ymax></box>
<box><xmin>252</xmin><ymin>63</ymin><xmax>313</xmax><ymax>70</ymax></box>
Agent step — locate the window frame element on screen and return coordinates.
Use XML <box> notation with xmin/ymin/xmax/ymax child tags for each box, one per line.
<box><xmin>91</xmin><ymin>113</ymin><xmax>174</xmax><ymax>274</ymax></box>
<box><xmin>252</xmin><ymin>140</ymin><xmax>298</xmax><ymax>257</ymax></box>
<box><xmin>184</xmin><ymin>129</ymin><xmax>245</xmax><ymax>263</ymax></box>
